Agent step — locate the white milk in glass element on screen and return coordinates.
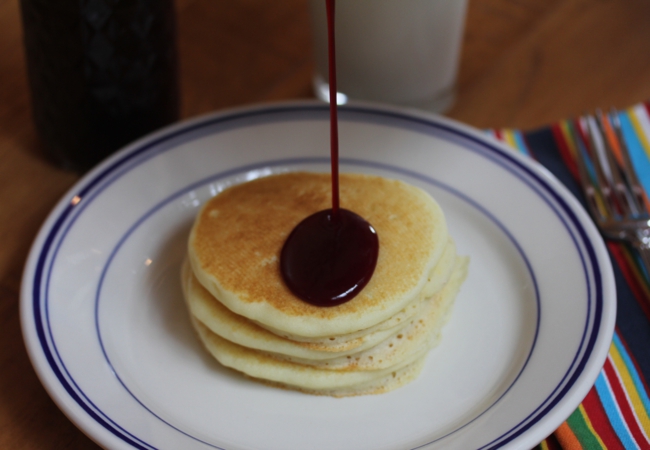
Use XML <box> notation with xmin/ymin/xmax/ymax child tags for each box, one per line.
<box><xmin>309</xmin><ymin>0</ymin><xmax>468</xmax><ymax>112</ymax></box>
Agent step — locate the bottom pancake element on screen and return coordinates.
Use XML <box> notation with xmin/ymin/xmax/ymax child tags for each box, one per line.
<box><xmin>190</xmin><ymin>317</ymin><xmax>429</xmax><ymax>397</ymax></box>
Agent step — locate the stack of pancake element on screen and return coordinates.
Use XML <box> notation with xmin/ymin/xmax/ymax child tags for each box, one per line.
<box><xmin>183</xmin><ymin>172</ymin><xmax>468</xmax><ymax>396</ymax></box>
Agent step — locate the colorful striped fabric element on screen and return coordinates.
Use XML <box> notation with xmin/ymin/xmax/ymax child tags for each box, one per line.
<box><xmin>490</xmin><ymin>103</ymin><xmax>650</xmax><ymax>449</ymax></box>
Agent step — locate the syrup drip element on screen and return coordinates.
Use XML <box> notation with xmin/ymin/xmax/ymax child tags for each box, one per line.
<box><xmin>280</xmin><ymin>0</ymin><xmax>379</xmax><ymax>307</ymax></box>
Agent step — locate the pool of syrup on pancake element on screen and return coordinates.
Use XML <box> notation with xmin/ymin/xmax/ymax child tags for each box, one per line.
<box><xmin>280</xmin><ymin>0</ymin><xmax>379</xmax><ymax>307</ymax></box>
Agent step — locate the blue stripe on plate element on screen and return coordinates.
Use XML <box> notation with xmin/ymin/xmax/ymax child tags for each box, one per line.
<box><xmin>30</xmin><ymin>104</ymin><xmax>606</xmax><ymax>450</ymax></box>
<box><xmin>94</xmin><ymin>156</ymin><xmax>541</xmax><ymax>449</ymax></box>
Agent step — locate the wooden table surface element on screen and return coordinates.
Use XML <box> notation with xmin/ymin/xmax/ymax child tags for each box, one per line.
<box><xmin>2</xmin><ymin>0</ymin><xmax>650</xmax><ymax>448</ymax></box>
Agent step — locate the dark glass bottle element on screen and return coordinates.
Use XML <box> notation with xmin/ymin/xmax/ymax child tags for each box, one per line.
<box><xmin>20</xmin><ymin>0</ymin><xmax>180</xmax><ymax>172</ymax></box>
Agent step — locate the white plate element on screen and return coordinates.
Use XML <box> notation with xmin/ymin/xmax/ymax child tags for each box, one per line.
<box><xmin>21</xmin><ymin>102</ymin><xmax>616</xmax><ymax>450</ymax></box>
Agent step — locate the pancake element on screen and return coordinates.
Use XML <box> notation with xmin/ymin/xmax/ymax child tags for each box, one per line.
<box><xmin>183</xmin><ymin>261</ymin><xmax>400</xmax><ymax>358</ymax></box>
<box><xmin>183</xmin><ymin>171</ymin><xmax>469</xmax><ymax>396</ymax></box>
<box><xmin>183</xmin><ymin>254</ymin><xmax>467</xmax><ymax>368</ymax></box>
<box><xmin>185</xmin><ymin>238</ymin><xmax>459</xmax><ymax>353</ymax></box>
<box><xmin>188</xmin><ymin>172</ymin><xmax>449</xmax><ymax>338</ymax></box>
<box><xmin>190</xmin><ymin>317</ymin><xmax>430</xmax><ymax>397</ymax></box>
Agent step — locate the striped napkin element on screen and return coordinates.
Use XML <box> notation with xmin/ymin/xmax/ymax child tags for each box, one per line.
<box><xmin>489</xmin><ymin>103</ymin><xmax>650</xmax><ymax>449</ymax></box>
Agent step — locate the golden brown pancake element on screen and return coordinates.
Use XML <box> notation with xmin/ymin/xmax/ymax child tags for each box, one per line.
<box><xmin>183</xmin><ymin>172</ymin><xmax>469</xmax><ymax>396</ymax></box>
<box><xmin>188</xmin><ymin>172</ymin><xmax>449</xmax><ymax>338</ymax></box>
<box><xmin>183</xmin><ymin>254</ymin><xmax>467</xmax><ymax>367</ymax></box>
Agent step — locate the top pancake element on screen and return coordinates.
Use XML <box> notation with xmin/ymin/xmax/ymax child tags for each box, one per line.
<box><xmin>188</xmin><ymin>172</ymin><xmax>448</xmax><ymax>338</ymax></box>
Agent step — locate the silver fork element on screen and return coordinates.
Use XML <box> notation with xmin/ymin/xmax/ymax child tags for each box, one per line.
<box><xmin>570</xmin><ymin>110</ymin><xmax>650</xmax><ymax>277</ymax></box>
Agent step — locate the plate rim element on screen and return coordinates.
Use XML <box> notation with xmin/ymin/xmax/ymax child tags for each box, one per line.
<box><xmin>20</xmin><ymin>100</ymin><xmax>616</xmax><ymax>450</ymax></box>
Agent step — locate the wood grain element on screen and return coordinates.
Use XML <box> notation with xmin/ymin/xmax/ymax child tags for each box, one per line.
<box><xmin>1</xmin><ymin>0</ymin><xmax>649</xmax><ymax>447</ymax></box>
<box><xmin>449</xmin><ymin>0</ymin><xmax>650</xmax><ymax>128</ymax></box>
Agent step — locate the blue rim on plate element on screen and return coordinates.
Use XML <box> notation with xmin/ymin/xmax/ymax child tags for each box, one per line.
<box><xmin>21</xmin><ymin>102</ymin><xmax>614</xmax><ymax>449</ymax></box>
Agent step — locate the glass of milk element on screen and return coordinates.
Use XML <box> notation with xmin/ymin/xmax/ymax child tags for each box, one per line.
<box><xmin>309</xmin><ymin>0</ymin><xmax>468</xmax><ymax>113</ymax></box>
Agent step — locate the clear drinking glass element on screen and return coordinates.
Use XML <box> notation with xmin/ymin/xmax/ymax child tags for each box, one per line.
<box><xmin>309</xmin><ymin>0</ymin><xmax>468</xmax><ymax>113</ymax></box>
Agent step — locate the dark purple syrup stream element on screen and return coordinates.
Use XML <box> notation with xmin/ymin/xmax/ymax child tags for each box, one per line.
<box><xmin>280</xmin><ymin>0</ymin><xmax>379</xmax><ymax>307</ymax></box>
